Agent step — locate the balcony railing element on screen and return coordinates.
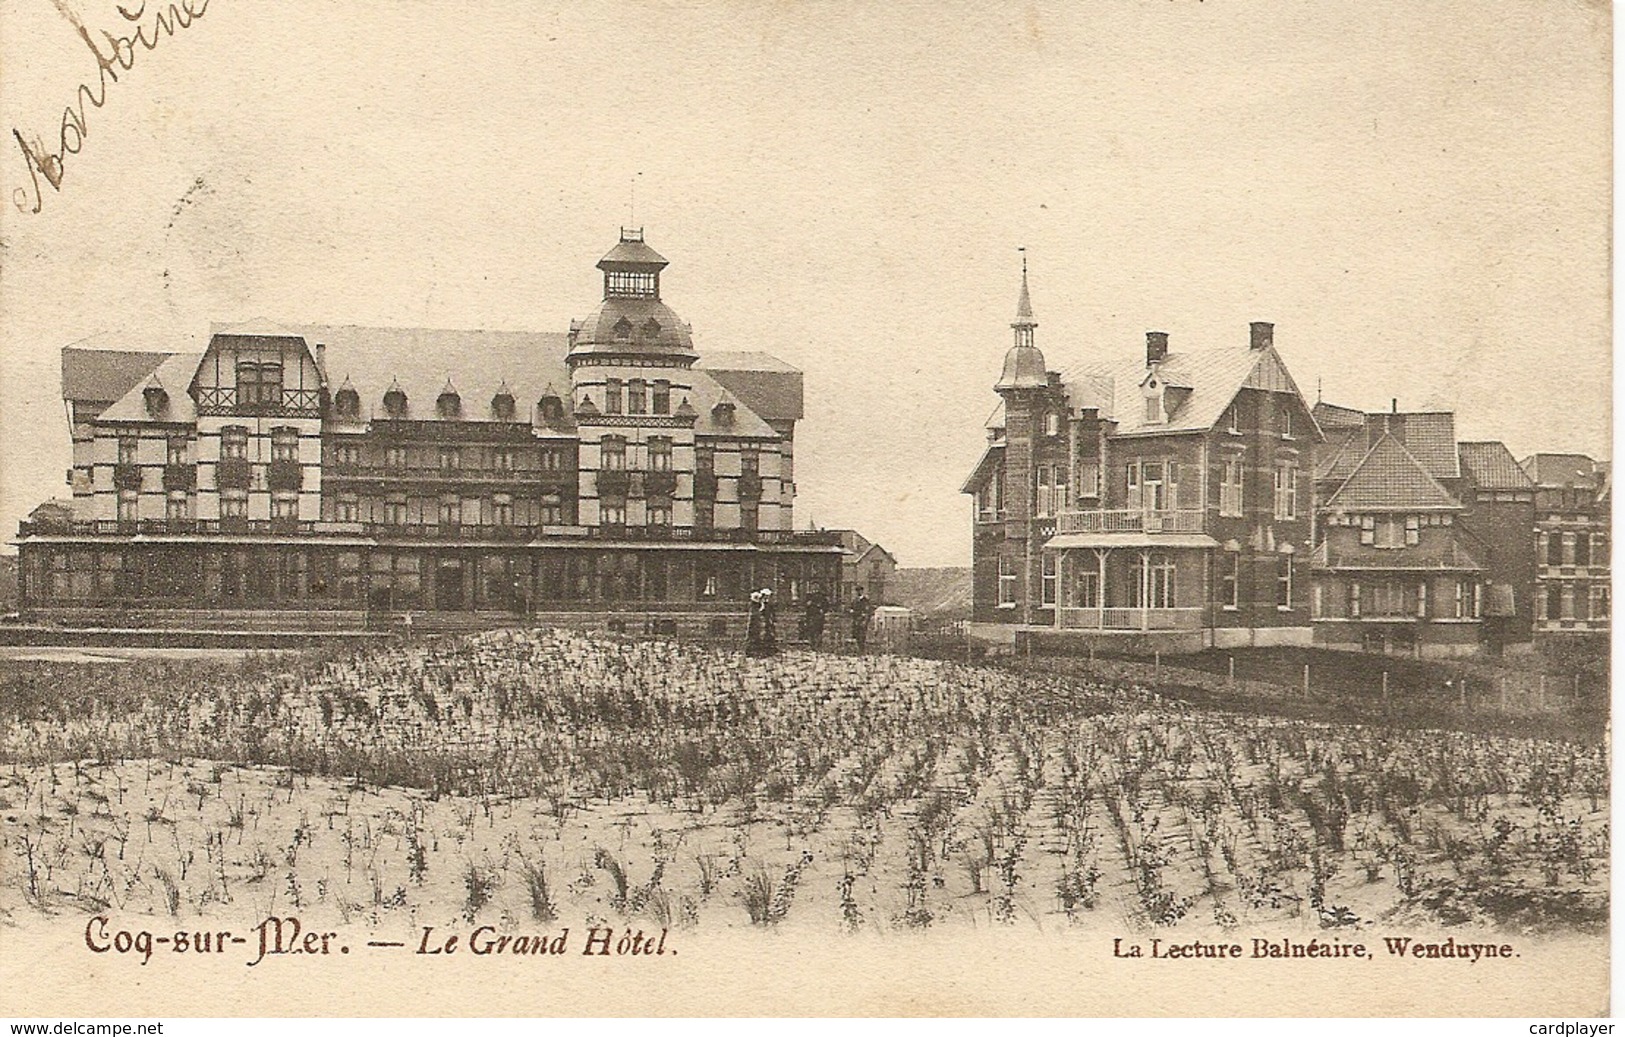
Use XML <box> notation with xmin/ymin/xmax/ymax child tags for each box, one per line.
<box><xmin>1054</xmin><ymin>509</ymin><xmax>1206</xmax><ymax>535</ymax></box>
<box><xmin>18</xmin><ymin>518</ymin><xmax>849</xmax><ymax>547</ymax></box>
<box><xmin>1057</xmin><ymin>606</ymin><xmax>1206</xmax><ymax>630</ymax></box>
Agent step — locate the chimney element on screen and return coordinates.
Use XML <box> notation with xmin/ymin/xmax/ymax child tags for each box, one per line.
<box><xmin>1392</xmin><ymin>398</ymin><xmax>1398</xmax><ymax>414</ymax></box>
<box><xmin>1145</xmin><ymin>331</ymin><xmax>1169</xmax><ymax>366</ymax></box>
<box><xmin>1249</xmin><ymin>321</ymin><xmax>1273</xmax><ymax>351</ymax></box>
<box><xmin>314</xmin><ymin>343</ymin><xmax>327</xmax><ymax>377</ymax></box>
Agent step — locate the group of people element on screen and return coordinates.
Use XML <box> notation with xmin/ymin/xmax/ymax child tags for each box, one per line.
<box><xmin>745</xmin><ymin>587</ymin><xmax>877</xmax><ymax>657</ymax></box>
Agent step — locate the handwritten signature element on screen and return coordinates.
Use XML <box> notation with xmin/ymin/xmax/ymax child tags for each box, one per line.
<box><xmin>11</xmin><ymin>0</ymin><xmax>211</xmax><ymax>215</ymax></box>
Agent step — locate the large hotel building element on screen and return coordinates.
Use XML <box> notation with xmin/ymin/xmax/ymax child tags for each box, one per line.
<box><xmin>15</xmin><ymin>230</ymin><xmax>842</xmax><ymax>634</ymax></box>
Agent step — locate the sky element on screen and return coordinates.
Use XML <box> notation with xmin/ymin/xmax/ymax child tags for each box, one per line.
<box><xmin>0</xmin><ymin>0</ymin><xmax>1611</xmax><ymax>567</ymax></box>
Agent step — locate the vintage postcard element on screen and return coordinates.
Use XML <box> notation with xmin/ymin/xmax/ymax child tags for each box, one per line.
<box><xmin>0</xmin><ymin>0</ymin><xmax>1610</xmax><ymax>1019</ymax></box>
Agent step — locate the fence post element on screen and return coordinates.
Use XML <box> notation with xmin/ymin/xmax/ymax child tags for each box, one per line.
<box><xmin>1154</xmin><ymin>651</ymin><xmax>1161</xmax><ymax>680</ymax></box>
<box><xmin>1228</xmin><ymin>655</ymin><xmax>1235</xmax><ymax>685</ymax></box>
<box><xmin>1459</xmin><ymin>677</ymin><xmax>1467</xmax><ymax>710</ymax></box>
<box><xmin>1382</xmin><ymin>670</ymin><xmax>1389</xmax><ymax>712</ymax></box>
<box><xmin>1302</xmin><ymin>664</ymin><xmax>1310</xmax><ymax>699</ymax></box>
<box><xmin>1539</xmin><ymin>674</ymin><xmax>1547</xmax><ymax>711</ymax></box>
<box><xmin>1089</xmin><ymin>644</ymin><xmax>1095</xmax><ymax>665</ymax></box>
<box><xmin>1499</xmin><ymin>678</ymin><xmax>1507</xmax><ymax>712</ymax></box>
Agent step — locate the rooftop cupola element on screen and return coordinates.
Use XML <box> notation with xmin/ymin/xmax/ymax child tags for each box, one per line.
<box><xmin>996</xmin><ymin>255</ymin><xmax>1048</xmax><ymax>391</ymax></box>
<box><xmin>598</xmin><ymin>227</ymin><xmax>668</xmax><ymax>301</ymax></box>
<box><xmin>569</xmin><ymin>228</ymin><xmax>696</xmax><ymax>364</ymax></box>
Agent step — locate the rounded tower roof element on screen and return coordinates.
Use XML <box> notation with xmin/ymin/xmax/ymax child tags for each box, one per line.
<box><xmin>569</xmin><ymin>229</ymin><xmax>697</xmax><ymax>363</ymax></box>
<box><xmin>996</xmin><ymin>344</ymin><xmax>1049</xmax><ymax>390</ymax></box>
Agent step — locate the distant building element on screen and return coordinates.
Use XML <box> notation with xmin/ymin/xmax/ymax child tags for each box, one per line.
<box><xmin>1521</xmin><ymin>453</ymin><xmax>1610</xmax><ymax>637</ymax></box>
<box><xmin>15</xmin><ymin>230</ymin><xmax>842</xmax><ymax>635</ymax></box>
<box><xmin>1310</xmin><ymin>405</ymin><xmax>1490</xmax><ymax>658</ymax></box>
<box><xmin>1457</xmin><ymin>440</ymin><xmax>1537</xmax><ymax>652</ymax></box>
<box><xmin>831</xmin><ymin>530</ymin><xmax>897</xmax><ymax>605</ymax></box>
<box><xmin>960</xmin><ymin>265</ymin><xmax>1319</xmax><ymax>651</ymax></box>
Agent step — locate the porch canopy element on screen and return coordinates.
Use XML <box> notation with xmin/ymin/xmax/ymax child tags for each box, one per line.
<box><xmin>1043</xmin><ymin>533</ymin><xmax>1218</xmax><ymax>551</ymax></box>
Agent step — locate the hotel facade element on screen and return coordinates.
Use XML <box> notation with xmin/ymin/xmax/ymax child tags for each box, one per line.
<box><xmin>15</xmin><ymin>230</ymin><xmax>842</xmax><ymax>635</ymax></box>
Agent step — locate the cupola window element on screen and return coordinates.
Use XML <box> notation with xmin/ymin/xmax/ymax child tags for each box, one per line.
<box><xmin>606</xmin><ymin>271</ymin><xmax>658</xmax><ymax>298</ymax></box>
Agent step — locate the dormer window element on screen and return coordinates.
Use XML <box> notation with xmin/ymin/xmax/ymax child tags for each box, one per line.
<box><xmin>712</xmin><ymin>400</ymin><xmax>735</xmax><ymax>426</ymax></box>
<box><xmin>491</xmin><ymin>390</ymin><xmax>516</xmax><ymax>421</ymax></box>
<box><xmin>652</xmin><ymin>380</ymin><xmax>671</xmax><ymax>415</ymax></box>
<box><xmin>642</xmin><ymin>318</ymin><xmax>661</xmax><ymax>338</ymax></box>
<box><xmin>436</xmin><ymin>383</ymin><xmax>462</xmax><ymax>419</ymax></box>
<box><xmin>613</xmin><ymin>317</ymin><xmax>633</xmax><ymax>340</ymax></box>
<box><xmin>539</xmin><ymin>393</ymin><xmax>564</xmax><ymax>422</ymax></box>
<box><xmin>1142</xmin><ymin>376</ymin><xmax>1164</xmax><ymax>425</ymax></box>
<box><xmin>334</xmin><ymin>386</ymin><xmax>361</xmax><ymax>418</ymax></box>
<box><xmin>382</xmin><ymin>386</ymin><xmax>407</xmax><ymax>418</ymax></box>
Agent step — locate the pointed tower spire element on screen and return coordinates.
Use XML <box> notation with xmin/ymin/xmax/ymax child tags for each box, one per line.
<box><xmin>996</xmin><ymin>249</ymin><xmax>1048</xmax><ymax>391</ymax></box>
<box><xmin>1011</xmin><ymin>248</ymin><xmax>1036</xmax><ymax>349</ymax></box>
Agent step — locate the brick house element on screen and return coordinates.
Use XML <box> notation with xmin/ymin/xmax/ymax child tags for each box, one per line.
<box><xmin>961</xmin><ymin>267</ymin><xmax>1319</xmax><ymax>652</ymax></box>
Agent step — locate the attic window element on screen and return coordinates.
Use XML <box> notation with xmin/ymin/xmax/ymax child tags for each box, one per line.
<box><xmin>436</xmin><ymin>389</ymin><xmax>462</xmax><ymax>419</ymax></box>
<box><xmin>382</xmin><ymin>388</ymin><xmax>408</xmax><ymax>418</ymax></box>
<box><xmin>1281</xmin><ymin>405</ymin><xmax>1294</xmax><ymax>439</ymax></box>
<box><xmin>613</xmin><ymin>317</ymin><xmax>633</xmax><ymax>340</ymax></box>
<box><xmin>491</xmin><ymin>391</ymin><xmax>516</xmax><ymax>421</ymax></box>
<box><xmin>642</xmin><ymin>318</ymin><xmax>661</xmax><ymax>338</ymax></box>
<box><xmin>539</xmin><ymin>394</ymin><xmax>564</xmax><ymax>422</ymax></box>
<box><xmin>1144</xmin><ymin>396</ymin><xmax>1163</xmax><ymax>425</ymax></box>
<box><xmin>712</xmin><ymin>400</ymin><xmax>735</xmax><ymax>425</ymax></box>
<box><xmin>334</xmin><ymin>387</ymin><xmax>361</xmax><ymax>418</ymax></box>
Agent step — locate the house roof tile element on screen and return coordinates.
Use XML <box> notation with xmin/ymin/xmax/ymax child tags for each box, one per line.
<box><xmin>1325</xmin><ymin>432</ymin><xmax>1460</xmax><ymax>511</ymax></box>
<box><xmin>1458</xmin><ymin>441</ymin><xmax>1535</xmax><ymax>490</ymax></box>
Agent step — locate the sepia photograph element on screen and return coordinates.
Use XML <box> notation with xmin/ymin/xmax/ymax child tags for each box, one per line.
<box><xmin>0</xmin><ymin>0</ymin><xmax>1611</xmax><ymax>1020</ymax></box>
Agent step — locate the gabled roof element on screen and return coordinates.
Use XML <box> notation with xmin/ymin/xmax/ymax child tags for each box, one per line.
<box><xmin>62</xmin><ymin>348</ymin><xmax>174</xmax><ymax>405</ymax></box>
<box><xmin>1458</xmin><ymin>441</ymin><xmax>1535</xmax><ymax>491</ymax></box>
<box><xmin>1381</xmin><ymin>412</ymin><xmax>1459</xmax><ymax>480</ymax></box>
<box><xmin>960</xmin><ymin>442</ymin><xmax>1005</xmax><ymax>494</ymax></box>
<box><xmin>1316</xmin><ymin>427</ymin><xmax>1366</xmax><ymax>483</ymax></box>
<box><xmin>1063</xmin><ymin>342</ymin><xmax>1318</xmax><ymax>439</ymax></box>
<box><xmin>1520</xmin><ymin>452</ymin><xmax>1601</xmax><ymax>487</ymax></box>
<box><xmin>850</xmin><ymin>541</ymin><xmax>898</xmax><ymax>567</ymax></box>
<box><xmin>1325</xmin><ymin>432</ymin><xmax>1460</xmax><ymax>511</ymax></box>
